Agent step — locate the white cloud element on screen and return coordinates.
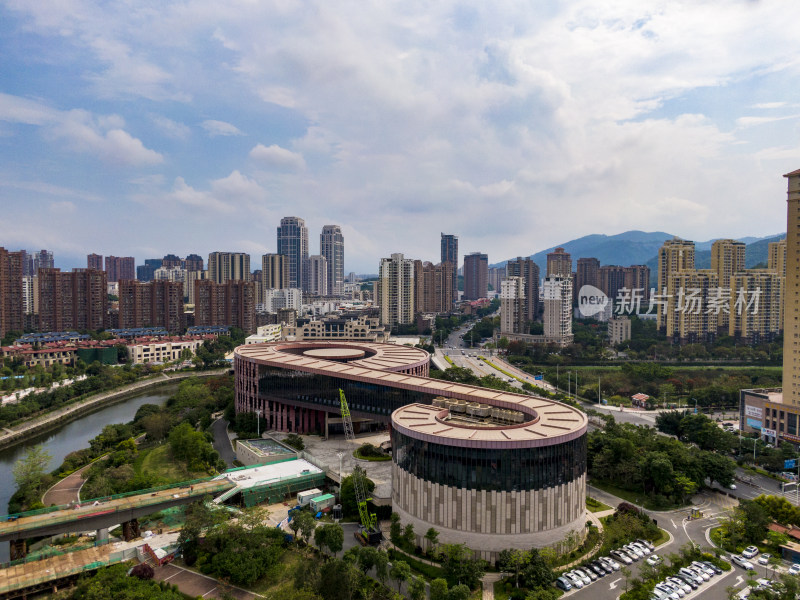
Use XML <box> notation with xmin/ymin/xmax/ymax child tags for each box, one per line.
<box><xmin>150</xmin><ymin>114</ymin><xmax>191</xmax><ymax>140</ymax></box>
<box><xmin>201</xmin><ymin>120</ymin><xmax>244</xmax><ymax>137</ymax></box>
<box><xmin>49</xmin><ymin>110</ymin><xmax>163</xmax><ymax>166</ymax></box>
<box><xmin>249</xmin><ymin>144</ymin><xmax>306</xmax><ymax>170</ymax></box>
<box><xmin>0</xmin><ymin>94</ymin><xmax>162</xmax><ymax>166</ymax></box>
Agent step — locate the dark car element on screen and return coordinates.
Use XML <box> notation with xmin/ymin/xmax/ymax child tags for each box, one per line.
<box><xmin>700</xmin><ymin>561</ymin><xmax>722</xmax><ymax>575</ymax></box>
<box><xmin>592</xmin><ymin>560</ymin><xmax>612</xmax><ymax>574</ymax></box>
<box><xmin>587</xmin><ymin>562</ymin><xmax>606</xmax><ymax>577</ymax></box>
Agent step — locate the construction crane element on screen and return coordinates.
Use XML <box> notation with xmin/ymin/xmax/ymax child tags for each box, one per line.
<box><xmin>339</xmin><ymin>389</ymin><xmax>382</xmax><ymax>544</ymax></box>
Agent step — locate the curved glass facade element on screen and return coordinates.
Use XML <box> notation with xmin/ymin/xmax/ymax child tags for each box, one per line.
<box><xmin>257</xmin><ymin>366</ymin><xmax>433</xmax><ymax>419</ymax></box>
<box><xmin>392</xmin><ymin>428</ymin><xmax>586</xmax><ymax>492</ymax></box>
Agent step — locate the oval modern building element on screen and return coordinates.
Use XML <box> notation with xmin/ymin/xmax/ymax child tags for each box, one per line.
<box><xmin>234</xmin><ymin>341</ymin><xmax>587</xmax><ymax>557</ymax></box>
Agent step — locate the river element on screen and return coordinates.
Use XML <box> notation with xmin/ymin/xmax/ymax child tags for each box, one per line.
<box><xmin>0</xmin><ymin>383</ymin><xmax>178</xmax><ymax>562</ymax></box>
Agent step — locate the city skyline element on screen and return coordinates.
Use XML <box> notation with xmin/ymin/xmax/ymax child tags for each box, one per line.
<box><xmin>1</xmin><ymin>3</ymin><xmax>800</xmax><ymax>273</ymax></box>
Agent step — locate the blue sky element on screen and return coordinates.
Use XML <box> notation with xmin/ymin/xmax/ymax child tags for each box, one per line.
<box><xmin>1</xmin><ymin>0</ymin><xmax>799</xmax><ymax>273</ymax></box>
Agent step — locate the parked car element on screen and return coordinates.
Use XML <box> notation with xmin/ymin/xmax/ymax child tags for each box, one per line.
<box><xmin>646</xmin><ymin>554</ymin><xmax>663</xmax><ymax>566</ymax></box>
<box><xmin>555</xmin><ymin>576</ymin><xmax>572</xmax><ymax>591</ymax></box>
<box><xmin>572</xmin><ymin>569</ymin><xmax>592</xmax><ymax>585</ymax></box>
<box><xmin>654</xmin><ymin>583</ymin><xmax>680</xmax><ymax>600</ymax></box>
<box><xmin>662</xmin><ymin>580</ymin><xmax>686</xmax><ymax>597</ymax></box>
<box><xmin>678</xmin><ymin>567</ymin><xmax>704</xmax><ymax>585</ymax></box>
<box><xmin>731</xmin><ymin>555</ymin><xmax>755</xmax><ymax>570</ymax></box>
<box><xmin>688</xmin><ymin>565</ymin><xmax>710</xmax><ymax>581</ymax></box>
<box><xmin>675</xmin><ymin>573</ymin><xmax>699</xmax><ymax>589</ymax></box>
<box><xmin>564</xmin><ymin>571</ymin><xmax>584</xmax><ymax>589</ymax></box>
<box><xmin>637</xmin><ymin>538</ymin><xmax>656</xmax><ymax>551</ymax></box>
<box><xmin>632</xmin><ymin>541</ymin><xmax>652</xmax><ymax>555</ymax></box>
<box><xmin>667</xmin><ymin>577</ymin><xmax>692</xmax><ymax>595</ymax></box>
<box><xmin>576</xmin><ymin>567</ymin><xmax>597</xmax><ymax>582</ymax></box>
<box><xmin>757</xmin><ymin>553</ymin><xmax>772</xmax><ymax>566</ymax></box>
<box><xmin>700</xmin><ymin>561</ymin><xmax>723</xmax><ymax>575</ymax></box>
<box><xmin>587</xmin><ymin>562</ymin><xmax>606</xmax><ymax>577</ymax></box>
<box><xmin>611</xmin><ymin>550</ymin><xmax>633</xmax><ymax>565</ymax></box>
<box><xmin>788</xmin><ymin>563</ymin><xmax>800</xmax><ymax>576</ymax></box>
<box><xmin>742</xmin><ymin>546</ymin><xmax>759</xmax><ymax>559</ymax></box>
<box><xmin>691</xmin><ymin>561</ymin><xmax>716</xmax><ymax>577</ymax></box>
<box><xmin>625</xmin><ymin>544</ymin><xmax>645</xmax><ymax>558</ymax></box>
<box><xmin>591</xmin><ymin>560</ymin><xmax>611</xmax><ymax>575</ymax></box>
<box><xmin>600</xmin><ymin>556</ymin><xmax>621</xmax><ymax>571</ymax></box>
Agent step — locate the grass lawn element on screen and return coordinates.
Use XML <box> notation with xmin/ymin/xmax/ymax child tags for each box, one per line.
<box><xmin>586</xmin><ymin>496</ymin><xmax>612</xmax><ymax>513</ymax></box>
<box><xmin>589</xmin><ymin>480</ymin><xmax>684</xmax><ymax>511</ymax></box>
<box><xmin>135</xmin><ymin>444</ymin><xmax>207</xmax><ymax>483</ymax></box>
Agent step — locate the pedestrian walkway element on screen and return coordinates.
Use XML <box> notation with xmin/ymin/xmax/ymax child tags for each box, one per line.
<box><xmin>482</xmin><ymin>571</ymin><xmax>503</xmax><ymax>600</ymax></box>
<box><xmin>42</xmin><ymin>463</ymin><xmax>93</xmax><ymax>507</ymax></box>
<box><xmin>153</xmin><ymin>562</ymin><xmax>263</xmax><ymax>599</ymax></box>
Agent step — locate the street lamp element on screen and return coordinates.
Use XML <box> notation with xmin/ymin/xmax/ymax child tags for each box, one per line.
<box><xmin>336</xmin><ymin>451</ymin><xmax>345</xmax><ymax>480</ymax></box>
<box><xmin>255</xmin><ymin>409</ymin><xmax>262</xmax><ymax>438</ymax></box>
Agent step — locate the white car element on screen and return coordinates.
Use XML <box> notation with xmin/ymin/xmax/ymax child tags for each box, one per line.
<box><xmin>678</xmin><ymin>568</ymin><xmax>704</xmax><ymax>585</ymax></box>
<box><xmin>742</xmin><ymin>546</ymin><xmax>759</xmax><ymax>559</ymax></box>
<box><xmin>788</xmin><ymin>563</ymin><xmax>800</xmax><ymax>576</ymax></box>
<box><xmin>691</xmin><ymin>561</ymin><xmax>715</xmax><ymax>577</ymax></box>
<box><xmin>632</xmin><ymin>542</ymin><xmax>652</xmax><ymax>555</ymax></box>
<box><xmin>612</xmin><ymin>550</ymin><xmax>633</xmax><ymax>565</ymax></box>
<box><xmin>600</xmin><ymin>556</ymin><xmax>621</xmax><ymax>571</ymax></box>
<box><xmin>572</xmin><ymin>569</ymin><xmax>592</xmax><ymax>585</ymax></box>
<box><xmin>647</xmin><ymin>554</ymin><xmax>663</xmax><ymax>566</ymax></box>
<box><xmin>667</xmin><ymin>577</ymin><xmax>692</xmax><ymax>595</ymax></box>
<box><xmin>625</xmin><ymin>544</ymin><xmax>645</xmax><ymax>558</ymax></box>
<box><xmin>654</xmin><ymin>583</ymin><xmax>680</xmax><ymax>600</ymax></box>
<box><xmin>687</xmin><ymin>566</ymin><xmax>710</xmax><ymax>582</ymax></box>
<box><xmin>662</xmin><ymin>580</ymin><xmax>686</xmax><ymax>597</ymax></box>
<box><xmin>575</xmin><ymin>567</ymin><xmax>596</xmax><ymax>582</ymax></box>
<box><xmin>564</xmin><ymin>571</ymin><xmax>584</xmax><ymax>589</ymax></box>
<box><xmin>731</xmin><ymin>555</ymin><xmax>755</xmax><ymax>571</ymax></box>
<box><xmin>757</xmin><ymin>553</ymin><xmax>772</xmax><ymax>565</ymax></box>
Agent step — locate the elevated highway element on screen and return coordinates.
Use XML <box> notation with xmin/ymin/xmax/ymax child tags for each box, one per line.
<box><xmin>0</xmin><ymin>478</ymin><xmax>234</xmax><ymax>559</ymax></box>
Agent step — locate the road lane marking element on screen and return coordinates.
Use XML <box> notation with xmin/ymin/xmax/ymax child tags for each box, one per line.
<box><xmin>671</xmin><ymin>519</ymin><xmax>677</xmax><ymax>529</ymax></box>
<box><xmin>609</xmin><ymin>578</ymin><xmax>621</xmax><ymax>590</ymax></box>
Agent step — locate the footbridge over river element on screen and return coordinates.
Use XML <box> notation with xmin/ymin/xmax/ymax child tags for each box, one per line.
<box><xmin>0</xmin><ymin>478</ymin><xmax>234</xmax><ymax>560</ymax></box>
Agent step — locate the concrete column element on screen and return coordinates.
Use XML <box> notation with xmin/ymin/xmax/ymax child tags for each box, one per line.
<box><xmin>96</xmin><ymin>528</ymin><xmax>109</xmax><ymax>542</ymax></box>
<box><xmin>9</xmin><ymin>539</ymin><xmax>26</xmax><ymax>560</ymax></box>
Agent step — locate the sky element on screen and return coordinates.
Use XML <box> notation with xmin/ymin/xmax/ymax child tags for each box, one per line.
<box><xmin>1</xmin><ymin>0</ymin><xmax>799</xmax><ymax>274</ymax></box>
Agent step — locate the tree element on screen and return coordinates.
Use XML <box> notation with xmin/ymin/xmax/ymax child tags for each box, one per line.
<box><xmin>285</xmin><ymin>433</ymin><xmax>305</xmax><ymax>450</ymax></box>
<box><xmin>408</xmin><ymin>576</ymin><xmax>426</xmax><ymax>600</ymax></box>
<box><xmin>373</xmin><ymin>549</ymin><xmax>389</xmax><ymax>586</ymax></box>
<box><xmin>439</xmin><ymin>543</ymin><xmax>485</xmax><ymax>589</ymax></box>
<box><xmin>294</xmin><ymin>511</ymin><xmax>316</xmax><ymax>545</ymax></box>
<box><xmin>390</xmin><ymin>512</ymin><xmax>402</xmax><ymax>544</ymax></box>
<box><xmin>390</xmin><ymin>560</ymin><xmax>412</xmax><ymax>593</ymax></box>
<box><xmin>447</xmin><ymin>585</ymin><xmax>470</xmax><ymax>600</ymax></box>
<box><xmin>498</xmin><ymin>549</ymin><xmax>527</xmax><ymax>587</ymax></box>
<box><xmin>315</xmin><ymin>523</ymin><xmax>344</xmax><ymax>556</ymax></box>
<box><xmin>317</xmin><ymin>558</ymin><xmax>360</xmax><ymax>600</ymax></box>
<box><xmin>424</xmin><ymin>527</ymin><xmax>440</xmax><ymax>553</ymax></box>
<box><xmin>430</xmin><ymin>578</ymin><xmax>449</xmax><ymax>600</ymax></box>
<box><xmin>12</xmin><ymin>444</ymin><xmax>52</xmax><ymax>497</ymax></box>
<box><xmin>521</xmin><ymin>549</ymin><xmax>553</xmax><ymax>589</ymax></box>
<box><xmin>402</xmin><ymin>523</ymin><xmax>415</xmax><ymax>548</ymax></box>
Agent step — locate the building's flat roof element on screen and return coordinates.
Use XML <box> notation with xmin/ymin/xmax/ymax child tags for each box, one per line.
<box><xmin>235</xmin><ymin>341</ymin><xmax>586</xmax><ymax>447</ymax></box>
<box><xmin>217</xmin><ymin>459</ymin><xmax>323</xmax><ymax>491</ymax></box>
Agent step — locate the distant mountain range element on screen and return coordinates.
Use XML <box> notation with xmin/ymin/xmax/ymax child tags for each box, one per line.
<box><xmin>492</xmin><ymin>230</ymin><xmax>786</xmax><ymax>276</ymax></box>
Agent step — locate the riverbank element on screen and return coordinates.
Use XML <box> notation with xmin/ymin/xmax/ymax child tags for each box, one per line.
<box><xmin>0</xmin><ymin>369</ymin><xmax>228</xmax><ymax>452</ymax></box>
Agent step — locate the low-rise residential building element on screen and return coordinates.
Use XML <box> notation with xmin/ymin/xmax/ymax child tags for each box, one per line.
<box><xmin>126</xmin><ymin>335</ymin><xmax>216</xmax><ymax>365</ymax></box>
<box><xmin>283</xmin><ymin>315</ymin><xmax>388</xmax><ymax>342</ymax></box>
<box><xmin>245</xmin><ymin>324</ymin><xmax>283</xmax><ymax>344</ymax></box>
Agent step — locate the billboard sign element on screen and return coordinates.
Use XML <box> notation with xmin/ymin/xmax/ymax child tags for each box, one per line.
<box><xmin>746</xmin><ymin>418</ymin><xmax>762</xmax><ymax>430</ymax></box>
<box><xmin>762</xmin><ymin>428</ymin><xmax>777</xmax><ymax>438</ymax></box>
<box><xmin>745</xmin><ymin>405</ymin><xmax>763</xmax><ymax>419</ymax></box>
<box><xmin>785</xmin><ymin>459</ymin><xmax>797</xmax><ymax>470</ymax></box>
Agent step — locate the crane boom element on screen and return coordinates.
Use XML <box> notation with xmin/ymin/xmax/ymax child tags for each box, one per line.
<box><xmin>338</xmin><ymin>389</ymin><xmax>378</xmax><ymax>538</ymax></box>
